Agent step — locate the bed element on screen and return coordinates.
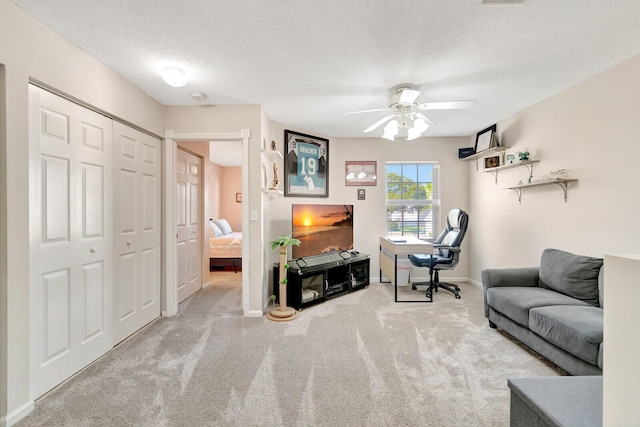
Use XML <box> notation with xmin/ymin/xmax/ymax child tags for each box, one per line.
<box><xmin>209</xmin><ymin>219</ymin><xmax>242</xmax><ymax>273</ymax></box>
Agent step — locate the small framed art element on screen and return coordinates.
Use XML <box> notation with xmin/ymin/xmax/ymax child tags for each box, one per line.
<box><xmin>345</xmin><ymin>161</ymin><xmax>377</xmax><ymax>186</ymax></box>
<box><xmin>475</xmin><ymin>124</ymin><xmax>497</xmax><ymax>153</ymax></box>
<box><xmin>483</xmin><ymin>155</ymin><xmax>502</xmax><ymax>169</ymax></box>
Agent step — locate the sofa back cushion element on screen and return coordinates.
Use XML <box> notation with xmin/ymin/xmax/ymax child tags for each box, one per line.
<box><xmin>539</xmin><ymin>248</ymin><xmax>603</xmax><ymax>307</ymax></box>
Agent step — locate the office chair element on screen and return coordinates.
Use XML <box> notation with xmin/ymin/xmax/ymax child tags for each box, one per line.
<box><xmin>408</xmin><ymin>208</ymin><xmax>469</xmax><ymax>300</ymax></box>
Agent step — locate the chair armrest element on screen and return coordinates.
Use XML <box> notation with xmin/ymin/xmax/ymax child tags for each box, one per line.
<box><xmin>482</xmin><ymin>267</ymin><xmax>539</xmax><ymax>317</ymax></box>
<box><xmin>432</xmin><ymin>244</ymin><xmax>461</xmax><ymax>253</ymax></box>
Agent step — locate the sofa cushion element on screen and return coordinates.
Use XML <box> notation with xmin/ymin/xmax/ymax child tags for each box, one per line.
<box><xmin>598</xmin><ymin>267</ymin><xmax>604</xmax><ymax>308</ymax></box>
<box><xmin>539</xmin><ymin>248</ymin><xmax>603</xmax><ymax>307</ymax></box>
<box><xmin>529</xmin><ymin>305</ymin><xmax>603</xmax><ymax>365</ymax></box>
<box><xmin>486</xmin><ymin>287</ymin><xmax>590</xmax><ymax>328</ymax></box>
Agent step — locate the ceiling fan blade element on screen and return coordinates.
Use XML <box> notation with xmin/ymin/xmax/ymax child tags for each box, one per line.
<box><xmin>398</xmin><ymin>89</ymin><xmax>421</xmax><ymax>104</ymax></box>
<box><xmin>364</xmin><ymin>114</ymin><xmax>394</xmax><ymax>133</ymax></box>
<box><xmin>416</xmin><ymin>100</ymin><xmax>477</xmax><ymax>110</ymax></box>
<box><xmin>415</xmin><ymin>112</ymin><xmax>437</xmax><ymax>126</ymax></box>
<box><xmin>342</xmin><ymin>107</ymin><xmax>389</xmax><ymax>115</ymax></box>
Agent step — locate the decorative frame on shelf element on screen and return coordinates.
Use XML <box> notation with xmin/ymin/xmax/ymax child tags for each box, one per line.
<box><xmin>483</xmin><ymin>154</ymin><xmax>502</xmax><ymax>170</ymax></box>
<box><xmin>284</xmin><ymin>130</ymin><xmax>329</xmax><ymax>197</ymax></box>
<box><xmin>345</xmin><ymin>161</ymin><xmax>377</xmax><ymax>186</ymax></box>
<box><xmin>475</xmin><ymin>124</ymin><xmax>497</xmax><ymax>153</ymax></box>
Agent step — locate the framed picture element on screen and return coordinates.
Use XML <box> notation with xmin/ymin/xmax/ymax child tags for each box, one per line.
<box><xmin>345</xmin><ymin>161</ymin><xmax>377</xmax><ymax>186</ymax></box>
<box><xmin>483</xmin><ymin>155</ymin><xmax>502</xmax><ymax>169</ymax></box>
<box><xmin>475</xmin><ymin>124</ymin><xmax>497</xmax><ymax>153</ymax></box>
<box><xmin>284</xmin><ymin>130</ymin><xmax>329</xmax><ymax>197</ymax></box>
<box><xmin>236</xmin><ymin>193</ymin><xmax>242</xmax><ymax>203</ymax></box>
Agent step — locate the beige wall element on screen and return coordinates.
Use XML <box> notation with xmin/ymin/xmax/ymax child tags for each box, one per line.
<box><xmin>163</xmin><ymin>105</ymin><xmax>265</xmax><ymax>315</ymax></box>
<box><xmin>0</xmin><ymin>0</ymin><xmax>165</xmax><ymax>421</ymax></box>
<box><xmin>265</xmin><ymin>121</ymin><xmax>471</xmax><ymax>283</ymax></box>
<box><xmin>468</xmin><ymin>53</ymin><xmax>640</xmax><ymax>283</ymax></box>
<box><xmin>221</xmin><ymin>167</ymin><xmax>242</xmax><ymax>232</ymax></box>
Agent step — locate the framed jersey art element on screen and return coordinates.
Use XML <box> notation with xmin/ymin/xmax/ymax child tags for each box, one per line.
<box><xmin>284</xmin><ymin>130</ymin><xmax>329</xmax><ymax>197</ymax></box>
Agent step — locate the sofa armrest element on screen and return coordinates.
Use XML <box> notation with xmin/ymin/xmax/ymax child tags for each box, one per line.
<box><xmin>482</xmin><ymin>267</ymin><xmax>539</xmax><ymax>318</ymax></box>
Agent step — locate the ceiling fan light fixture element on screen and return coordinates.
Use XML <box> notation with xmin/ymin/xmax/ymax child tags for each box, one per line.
<box><xmin>382</xmin><ymin>120</ymin><xmax>399</xmax><ymax>141</ymax></box>
<box><xmin>162</xmin><ymin>66</ymin><xmax>188</xmax><ymax>87</ymax></box>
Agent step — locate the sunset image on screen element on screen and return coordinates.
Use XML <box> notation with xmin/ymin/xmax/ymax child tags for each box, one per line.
<box><xmin>291</xmin><ymin>204</ymin><xmax>353</xmax><ymax>259</ymax></box>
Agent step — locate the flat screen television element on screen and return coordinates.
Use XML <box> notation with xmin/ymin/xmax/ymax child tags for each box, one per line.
<box><xmin>291</xmin><ymin>204</ymin><xmax>354</xmax><ymax>259</ymax></box>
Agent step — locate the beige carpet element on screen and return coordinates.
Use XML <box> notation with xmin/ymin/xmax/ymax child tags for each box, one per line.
<box><xmin>17</xmin><ymin>277</ymin><xmax>564</xmax><ymax>426</ymax></box>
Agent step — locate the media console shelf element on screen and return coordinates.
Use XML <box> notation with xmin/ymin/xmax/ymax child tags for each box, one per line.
<box><xmin>506</xmin><ymin>179</ymin><xmax>578</xmax><ymax>204</ymax></box>
<box><xmin>273</xmin><ymin>252</ymin><xmax>370</xmax><ymax>310</ymax></box>
<box><xmin>479</xmin><ymin>160</ymin><xmax>540</xmax><ymax>184</ymax></box>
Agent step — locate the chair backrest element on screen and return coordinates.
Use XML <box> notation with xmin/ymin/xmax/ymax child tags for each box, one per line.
<box><xmin>434</xmin><ymin>208</ymin><xmax>469</xmax><ymax>258</ymax></box>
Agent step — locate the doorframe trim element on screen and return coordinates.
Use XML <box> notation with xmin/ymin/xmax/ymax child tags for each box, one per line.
<box><xmin>163</xmin><ymin>130</ymin><xmax>250</xmax><ymax>317</ymax></box>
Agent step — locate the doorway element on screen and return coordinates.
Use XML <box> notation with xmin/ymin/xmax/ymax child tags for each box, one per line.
<box><xmin>162</xmin><ymin>130</ymin><xmax>251</xmax><ymax>317</ymax></box>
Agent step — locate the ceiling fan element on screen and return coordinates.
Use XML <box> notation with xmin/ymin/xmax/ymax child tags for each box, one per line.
<box><xmin>344</xmin><ymin>85</ymin><xmax>477</xmax><ymax>140</ymax></box>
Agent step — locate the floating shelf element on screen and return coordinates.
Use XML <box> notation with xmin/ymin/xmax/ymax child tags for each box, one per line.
<box><xmin>479</xmin><ymin>160</ymin><xmax>540</xmax><ymax>184</ymax></box>
<box><xmin>462</xmin><ymin>146</ymin><xmax>508</xmax><ymax>171</ymax></box>
<box><xmin>263</xmin><ymin>188</ymin><xmax>284</xmax><ymax>195</ymax></box>
<box><xmin>261</xmin><ymin>150</ymin><xmax>284</xmax><ymax>195</ymax></box>
<box><xmin>263</xmin><ymin>150</ymin><xmax>283</xmax><ymax>160</ymax></box>
<box><xmin>506</xmin><ymin>179</ymin><xmax>578</xmax><ymax>204</ymax></box>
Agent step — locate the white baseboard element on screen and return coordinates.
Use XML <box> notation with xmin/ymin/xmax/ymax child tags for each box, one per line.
<box><xmin>244</xmin><ymin>310</ymin><xmax>264</xmax><ymax>318</ymax></box>
<box><xmin>1</xmin><ymin>400</ymin><xmax>34</xmax><ymax>427</ymax></box>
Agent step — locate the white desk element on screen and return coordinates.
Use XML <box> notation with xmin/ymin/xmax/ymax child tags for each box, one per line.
<box><xmin>379</xmin><ymin>236</ymin><xmax>433</xmax><ymax>302</ymax></box>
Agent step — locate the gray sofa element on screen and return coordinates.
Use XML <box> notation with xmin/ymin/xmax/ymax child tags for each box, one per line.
<box><xmin>482</xmin><ymin>248</ymin><xmax>603</xmax><ymax>376</ymax></box>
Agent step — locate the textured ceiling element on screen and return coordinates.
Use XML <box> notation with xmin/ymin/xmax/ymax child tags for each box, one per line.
<box><xmin>11</xmin><ymin>0</ymin><xmax>640</xmax><ymax>138</ymax></box>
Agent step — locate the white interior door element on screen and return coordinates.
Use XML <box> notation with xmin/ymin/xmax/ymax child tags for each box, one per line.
<box><xmin>29</xmin><ymin>85</ymin><xmax>113</xmax><ymax>398</ymax></box>
<box><xmin>113</xmin><ymin>122</ymin><xmax>161</xmax><ymax>343</ymax></box>
<box><xmin>176</xmin><ymin>148</ymin><xmax>202</xmax><ymax>302</ymax></box>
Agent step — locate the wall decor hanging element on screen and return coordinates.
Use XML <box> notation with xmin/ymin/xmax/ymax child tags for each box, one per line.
<box><xmin>284</xmin><ymin>130</ymin><xmax>329</xmax><ymax>197</ymax></box>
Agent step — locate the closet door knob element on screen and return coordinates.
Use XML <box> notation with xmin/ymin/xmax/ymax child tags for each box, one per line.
<box><xmin>90</xmin><ymin>247</ymin><xmax>97</xmax><ymax>253</ymax></box>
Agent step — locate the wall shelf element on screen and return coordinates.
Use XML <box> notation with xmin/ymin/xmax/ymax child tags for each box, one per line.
<box><xmin>462</xmin><ymin>146</ymin><xmax>508</xmax><ymax>171</ymax></box>
<box><xmin>261</xmin><ymin>150</ymin><xmax>284</xmax><ymax>195</ymax></box>
<box><xmin>263</xmin><ymin>150</ymin><xmax>283</xmax><ymax>160</ymax></box>
<box><xmin>262</xmin><ymin>188</ymin><xmax>283</xmax><ymax>195</ymax></box>
<box><xmin>479</xmin><ymin>160</ymin><xmax>540</xmax><ymax>184</ymax></box>
<box><xmin>506</xmin><ymin>179</ymin><xmax>578</xmax><ymax>204</ymax></box>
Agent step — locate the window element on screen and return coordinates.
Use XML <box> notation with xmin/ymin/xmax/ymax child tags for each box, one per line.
<box><xmin>385</xmin><ymin>162</ymin><xmax>440</xmax><ymax>239</ymax></box>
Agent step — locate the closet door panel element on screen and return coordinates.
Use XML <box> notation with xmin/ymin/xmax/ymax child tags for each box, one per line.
<box><xmin>113</xmin><ymin>122</ymin><xmax>161</xmax><ymax>344</ymax></box>
<box><xmin>30</xmin><ymin>85</ymin><xmax>113</xmax><ymax>399</ymax></box>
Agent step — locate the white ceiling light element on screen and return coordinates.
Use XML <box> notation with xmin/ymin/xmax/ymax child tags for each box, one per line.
<box><xmin>191</xmin><ymin>92</ymin><xmax>206</xmax><ymax>101</ymax></box>
<box><xmin>407</xmin><ymin>118</ymin><xmax>430</xmax><ymax>141</ymax></box>
<box><xmin>351</xmin><ymin>85</ymin><xmax>471</xmax><ymax>140</ymax></box>
<box><xmin>162</xmin><ymin>66</ymin><xmax>188</xmax><ymax>87</ymax></box>
<box><xmin>382</xmin><ymin>120</ymin><xmax>399</xmax><ymax>141</ymax></box>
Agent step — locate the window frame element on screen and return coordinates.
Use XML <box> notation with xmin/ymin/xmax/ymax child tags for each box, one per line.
<box><xmin>385</xmin><ymin>161</ymin><xmax>440</xmax><ymax>240</ymax></box>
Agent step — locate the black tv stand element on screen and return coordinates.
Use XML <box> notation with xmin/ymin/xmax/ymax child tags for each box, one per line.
<box><xmin>273</xmin><ymin>252</ymin><xmax>370</xmax><ymax>310</ymax></box>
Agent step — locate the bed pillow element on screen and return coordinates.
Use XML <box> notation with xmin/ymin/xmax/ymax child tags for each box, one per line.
<box><xmin>213</xmin><ymin>218</ymin><xmax>233</xmax><ymax>235</ymax></box>
<box><xmin>209</xmin><ymin>221</ymin><xmax>223</xmax><ymax>237</ymax></box>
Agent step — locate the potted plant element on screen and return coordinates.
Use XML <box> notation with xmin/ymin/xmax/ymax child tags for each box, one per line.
<box><xmin>266</xmin><ymin>234</ymin><xmax>301</xmax><ymax>321</ymax></box>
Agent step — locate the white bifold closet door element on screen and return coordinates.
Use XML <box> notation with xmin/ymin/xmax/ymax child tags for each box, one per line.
<box><xmin>176</xmin><ymin>148</ymin><xmax>202</xmax><ymax>302</ymax></box>
<box><xmin>29</xmin><ymin>85</ymin><xmax>114</xmax><ymax>398</ymax></box>
<box><xmin>112</xmin><ymin>122</ymin><xmax>161</xmax><ymax>344</ymax></box>
<box><xmin>29</xmin><ymin>85</ymin><xmax>162</xmax><ymax>399</ymax></box>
